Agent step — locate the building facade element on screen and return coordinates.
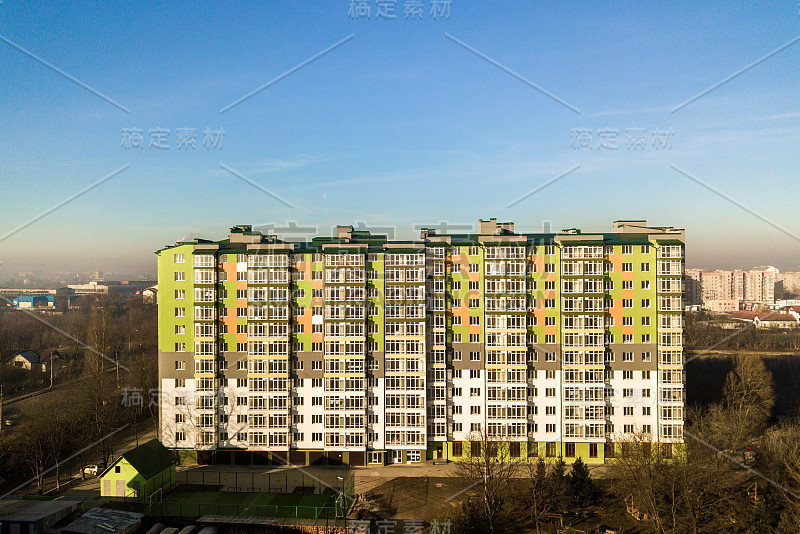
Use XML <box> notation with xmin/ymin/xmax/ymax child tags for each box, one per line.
<box><xmin>695</xmin><ymin>267</ymin><xmax>776</xmax><ymax>308</ymax></box>
<box><xmin>156</xmin><ymin>219</ymin><xmax>685</xmax><ymax>465</ymax></box>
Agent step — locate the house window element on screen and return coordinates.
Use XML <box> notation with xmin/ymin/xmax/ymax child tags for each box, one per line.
<box><xmin>565</xmin><ymin>443</ymin><xmax>576</xmax><ymax>457</ymax></box>
<box><xmin>115</xmin><ymin>466</ymin><xmax>121</xmax><ymax>473</ymax></box>
<box><xmin>589</xmin><ymin>443</ymin><xmax>598</xmax><ymax>458</ymax></box>
<box><xmin>453</xmin><ymin>442</ymin><xmax>463</xmax><ymax>457</ymax></box>
<box><xmin>546</xmin><ymin>442</ymin><xmax>557</xmax><ymax>457</ymax></box>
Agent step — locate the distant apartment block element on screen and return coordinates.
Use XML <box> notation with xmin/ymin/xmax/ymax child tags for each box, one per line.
<box><xmin>156</xmin><ymin>219</ymin><xmax>685</xmax><ymax>466</ymax></box>
<box><xmin>686</xmin><ymin>266</ymin><xmax>778</xmax><ymax>310</ymax></box>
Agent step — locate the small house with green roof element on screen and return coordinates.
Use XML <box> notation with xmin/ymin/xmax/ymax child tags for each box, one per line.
<box><xmin>99</xmin><ymin>439</ymin><xmax>176</xmax><ymax>499</ymax></box>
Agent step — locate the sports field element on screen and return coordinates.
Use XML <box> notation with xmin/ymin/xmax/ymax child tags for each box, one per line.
<box><xmin>151</xmin><ymin>490</ymin><xmax>340</xmax><ymax>519</ymax></box>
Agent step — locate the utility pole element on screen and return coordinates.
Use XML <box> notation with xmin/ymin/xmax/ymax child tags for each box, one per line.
<box><xmin>0</xmin><ymin>384</ymin><xmax>4</xmax><ymax>433</ymax></box>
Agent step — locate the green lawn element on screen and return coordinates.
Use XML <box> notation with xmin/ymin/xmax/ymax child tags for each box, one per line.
<box><xmin>152</xmin><ymin>490</ymin><xmax>338</xmax><ymax>519</ymax></box>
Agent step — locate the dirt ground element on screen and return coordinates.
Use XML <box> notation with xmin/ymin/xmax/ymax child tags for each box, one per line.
<box><xmin>358</xmin><ymin>475</ymin><xmax>470</xmax><ymax>521</ymax></box>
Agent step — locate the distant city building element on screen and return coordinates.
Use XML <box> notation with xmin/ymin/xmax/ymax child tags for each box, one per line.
<box><xmin>684</xmin><ymin>269</ymin><xmax>702</xmax><ymax>307</ymax></box>
<box><xmin>704</xmin><ymin>299</ymin><xmax>741</xmax><ymax>313</ymax></box>
<box><xmin>11</xmin><ymin>295</ymin><xmax>54</xmax><ymax>309</ymax></box>
<box><xmin>67</xmin><ymin>281</ymin><xmax>109</xmax><ymax>294</ymax></box>
<box><xmin>732</xmin><ymin>311</ymin><xmax>799</xmax><ymax>329</ymax></box>
<box><xmin>776</xmin><ymin>271</ymin><xmax>800</xmax><ymax>297</ymax></box>
<box><xmin>156</xmin><ymin>219</ymin><xmax>685</xmax><ymax>466</ymax></box>
<box><xmin>142</xmin><ymin>285</ymin><xmax>158</xmax><ymax>304</ymax></box>
<box><xmin>689</xmin><ymin>267</ymin><xmax>777</xmax><ymax>309</ymax></box>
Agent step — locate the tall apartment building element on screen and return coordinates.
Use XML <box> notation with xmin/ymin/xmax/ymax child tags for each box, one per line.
<box><xmin>684</xmin><ymin>268</ymin><xmax>703</xmax><ymax>307</ymax></box>
<box><xmin>696</xmin><ymin>267</ymin><xmax>776</xmax><ymax>307</ymax></box>
<box><xmin>156</xmin><ymin>219</ymin><xmax>685</xmax><ymax>466</ymax></box>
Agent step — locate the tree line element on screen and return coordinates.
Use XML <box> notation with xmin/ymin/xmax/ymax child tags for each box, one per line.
<box><xmin>0</xmin><ymin>293</ymin><xmax>158</xmax><ymax>493</ymax></box>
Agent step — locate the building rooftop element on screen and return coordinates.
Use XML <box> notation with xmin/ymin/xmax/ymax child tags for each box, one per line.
<box><xmin>61</xmin><ymin>507</ymin><xmax>143</xmax><ymax>534</ymax></box>
<box><xmin>100</xmin><ymin>438</ymin><xmax>175</xmax><ymax>479</ymax></box>
<box><xmin>157</xmin><ymin>219</ymin><xmax>685</xmax><ymax>255</ymax></box>
<box><xmin>0</xmin><ymin>496</ymin><xmax>83</xmax><ymax>522</ymax></box>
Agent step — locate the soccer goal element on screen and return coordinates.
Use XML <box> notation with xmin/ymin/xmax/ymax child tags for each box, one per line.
<box><xmin>145</xmin><ymin>488</ymin><xmax>162</xmax><ymax>511</ymax></box>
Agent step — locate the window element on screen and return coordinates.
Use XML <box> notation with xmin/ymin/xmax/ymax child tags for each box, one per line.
<box><xmin>622</xmin><ymin>245</ymin><xmax>632</xmax><ymax>255</ymax></box>
<box><xmin>622</xmin><ymin>263</ymin><xmax>633</xmax><ymax>272</ymax></box>
<box><xmin>622</xmin><ymin>280</ymin><xmax>633</xmax><ymax>290</ymax></box>
<box><xmin>565</xmin><ymin>443</ymin><xmax>576</xmax><ymax>457</ymax></box>
<box><xmin>641</xmin><ymin>316</ymin><xmax>651</xmax><ymax>326</ymax></box>
<box><xmin>623</xmin><ymin>316</ymin><xmax>633</xmax><ymax>326</ymax></box>
<box><xmin>642</xmin><ymin>351</ymin><xmax>652</xmax><ymax>362</ymax></box>
<box><xmin>174</xmin><ymin>360</ymin><xmax>185</xmax><ymax>370</ymax></box>
<box><xmin>469</xmin><ymin>246</ymin><xmax>479</xmax><ymax>256</ymax></box>
<box><xmin>544</xmin><ymin>263</ymin><xmax>555</xmax><ymax>273</ymax></box>
<box><xmin>469</xmin><ymin>264</ymin><xmax>479</xmax><ymax>273</ymax></box>
<box><xmin>469</xmin><ymin>316</ymin><xmax>480</xmax><ymax>326</ymax></box>
<box><xmin>175</xmin><ymin>307</ymin><xmax>186</xmax><ymax>317</ymax></box>
<box><xmin>589</xmin><ymin>443</ymin><xmax>598</xmax><ymax>458</ymax></box>
<box><xmin>453</xmin><ymin>442</ymin><xmax>463</xmax><ymax>457</ymax></box>
<box><xmin>174</xmin><ymin>271</ymin><xmax>185</xmax><ymax>282</ymax></box>
<box><xmin>641</xmin><ymin>263</ymin><xmax>650</xmax><ymax>272</ymax></box>
<box><xmin>469</xmin><ymin>334</ymin><xmax>480</xmax><ymax>343</ymax></box>
<box><xmin>470</xmin><ymin>351</ymin><xmax>480</xmax><ymax>361</ymax></box>
<box><xmin>546</xmin><ymin>442</ymin><xmax>557</xmax><ymax>456</ymax></box>
<box><xmin>622</xmin><ymin>299</ymin><xmax>633</xmax><ymax>308</ymax></box>
<box><xmin>469</xmin><ymin>299</ymin><xmax>480</xmax><ymax>308</ymax></box>
<box><xmin>175</xmin><ymin>431</ymin><xmax>186</xmax><ymax>441</ymax></box>
<box><xmin>641</xmin><ymin>280</ymin><xmax>650</xmax><ymax>290</ymax></box>
<box><xmin>175</xmin><ymin>414</ymin><xmax>185</xmax><ymax>423</ymax></box>
<box><xmin>642</xmin><ymin>298</ymin><xmax>651</xmax><ymax>308</ymax></box>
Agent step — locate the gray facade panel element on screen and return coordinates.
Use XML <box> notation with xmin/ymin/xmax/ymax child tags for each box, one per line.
<box><xmin>607</xmin><ymin>344</ymin><xmax>658</xmax><ymax>370</ymax></box>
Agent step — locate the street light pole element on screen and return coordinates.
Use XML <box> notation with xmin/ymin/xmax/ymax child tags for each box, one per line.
<box><xmin>337</xmin><ymin>475</ymin><xmax>347</xmax><ymax>532</ymax></box>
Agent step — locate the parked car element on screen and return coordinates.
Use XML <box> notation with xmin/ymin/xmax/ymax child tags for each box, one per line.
<box><xmin>83</xmin><ymin>464</ymin><xmax>101</xmax><ymax>476</ymax></box>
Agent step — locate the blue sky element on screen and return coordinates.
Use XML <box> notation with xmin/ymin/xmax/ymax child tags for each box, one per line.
<box><xmin>0</xmin><ymin>1</ymin><xmax>798</xmax><ymax>276</ymax></box>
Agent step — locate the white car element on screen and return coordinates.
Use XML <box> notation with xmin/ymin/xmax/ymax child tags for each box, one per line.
<box><xmin>83</xmin><ymin>465</ymin><xmax>101</xmax><ymax>476</ymax></box>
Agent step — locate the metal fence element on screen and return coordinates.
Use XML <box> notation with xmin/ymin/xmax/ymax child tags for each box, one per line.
<box><xmin>174</xmin><ymin>469</ymin><xmax>355</xmax><ymax>498</ymax></box>
<box><xmin>146</xmin><ymin>501</ymin><xmax>337</xmax><ymax>520</ymax></box>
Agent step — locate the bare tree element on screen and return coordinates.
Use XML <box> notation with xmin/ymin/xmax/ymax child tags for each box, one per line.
<box><xmin>610</xmin><ymin>432</ymin><xmax>746</xmax><ymax>534</ymax></box>
<box><xmin>703</xmin><ymin>354</ymin><xmax>775</xmax><ymax>452</ymax></box>
<box><xmin>454</xmin><ymin>432</ymin><xmax>522</xmax><ymax>534</ymax></box>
